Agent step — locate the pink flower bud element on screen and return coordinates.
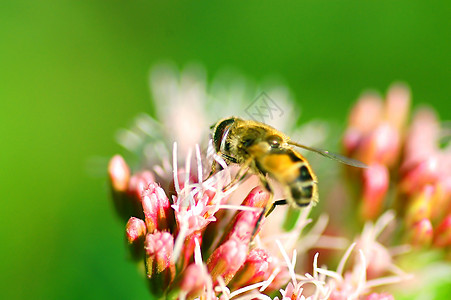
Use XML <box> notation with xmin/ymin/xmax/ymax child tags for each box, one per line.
<box><xmin>108</xmin><ymin>155</ymin><xmax>130</xmax><ymax>192</ymax></box>
<box><xmin>361</xmin><ymin>164</ymin><xmax>389</xmax><ymax>220</ymax></box>
<box><xmin>356</xmin><ymin>123</ymin><xmax>400</xmax><ymax>166</ymax></box>
<box><xmin>128</xmin><ymin>171</ymin><xmax>155</xmax><ymax>200</ymax></box>
<box><xmin>145</xmin><ymin>232</ymin><xmax>175</xmax><ymax>294</ymax></box>
<box><xmin>343</xmin><ymin>128</ymin><xmax>363</xmax><ymax>156</ymax></box>
<box><xmin>403</xmin><ymin>108</ymin><xmax>439</xmax><ymax>167</ymax></box>
<box><xmin>428</xmin><ymin>180</ymin><xmax>451</xmax><ymax>222</ymax></box>
<box><xmin>385</xmin><ymin>83</ymin><xmax>410</xmax><ymax>131</ymax></box>
<box><xmin>142</xmin><ymin>182</ymin><xmax>171</xmax><ymax>233</ymax></box>
<box><xmin>125</xmin><ymin>217</ymin><xmax>147</xmax><ymax>260</ymax></box>
<box><xmin>242</xmin><ymin>186</ymin><xmax>271</xmax><ymax>208</ymax></box>
<box><xmin>126</xmin><ymin>217</ymin><xmax>146</xmax><ymax>244</ymax></box>
<box><xmin>207</xmin><ymin>239</ymin><xmax>248</xmax><ymax>285</ymax></box>
<box><xmin>219</xmin><ymin>187</ymin><xmax>270</xmax><ymax>245</ymax></box>
<box><xmin>409</xmin><ymin>218</ymin><xmax>433</xmax><ymax>247</ymax></box>
<box><xmin>178</xmin><ymin>263</ymin><xmax>210</xmax><ymax>300</ymax></box>
<box><xmin>400</xmin><ymin>157</ymin><xmax>440</xmax><ymax>195</ymax></box>
<box><xmin>405</xmin><ymin>185</ymin><xmax>434</xmax><ymax>227</ymax></box>
<box><xmin>108</xmin><ymin>155</ymin><xmax>134</xmax><ymax>220</ymax></box>
<box><xmin>348</xmin><ymin>93</ymin><xmax>384</xmax><ymax>133</ymax></box>
<box><xmin>228</xmin><ymin>248</ymin><xmax>271</xmax><ymax>290</ymax></box>
<box><xmin>433</xmin><ymin>215</ymin><xmax>451</xmax><ymax>247</ymax></box>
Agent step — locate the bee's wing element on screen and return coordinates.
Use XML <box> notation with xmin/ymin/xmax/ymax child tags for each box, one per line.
<box><xmin>288</xmin><ymin>141</ymin><xmax>368</xmax><ymax>168</ymax></box>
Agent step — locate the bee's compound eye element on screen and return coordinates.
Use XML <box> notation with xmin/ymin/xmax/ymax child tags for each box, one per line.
<box><xmin>266</xmin><ymin>135</ymin><xmax>283</xmax><ymax>148</ymax></box>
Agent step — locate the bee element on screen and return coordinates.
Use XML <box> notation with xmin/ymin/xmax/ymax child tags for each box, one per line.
<box><xmin>210</xmin><ymin>116</ymin><xmax>366</xmax><ymax>217</ymax></box>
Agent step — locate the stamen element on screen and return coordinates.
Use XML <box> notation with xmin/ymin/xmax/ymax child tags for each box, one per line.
<box><xmin>216</xmin><ymin>276</ymin><xmax>230</xmax><ymax>300</ymax></box>
<box><xmin>365</xmin><ymin>274</ymin><xmax>412</xmax><ymax>289</ymax></box>
<box><xmin>313</xmin><ymin>252</ymin><xmax>319</xmax><ymax>278</ymax></box>
<box><xmin>172</xmin><ymin>142</ymin><xmax>181</xmax><ymax>195</ymax></box>
<box><xmin>196</xmin><ymin>144</ymin><xmax>203</xmax><ymax>184</ymax></box>
<box><xmin>337</xmin><ymin>242</ymin><xmax>356</xmax><ymax>277</ymax></box>
<box><xmin>259</xmin><ymin>267</ymin><xmax>280</xmax><ymax>292</ymax></box>
<box><xmin>194</xmin><ymin>237</ymin><xmax>202</xmax><ymax>266</ymax></box>
<box><xmin>178</xmin><ymin>291</ymin><xmax>187</xmax><ymax>300</ymax></box>
<box><xmin>351</xmin><ymin>250</ymin><xmax>367</xmax><ymax>299</ymax></box>
<box><xmin>373</xmin><ymin>210</ymin><xmax>395</xmax><ymax>238</ymax></box>
<box><xmin>314</xmin><ymin>268</ymin><xmax>342</xmax><ymax>282</ymax></box>
<box><xmin>233</xmin><ymin>293</ymin><xmax>272</xmax><ymax>300</ymax></box>
<box><xmin>388</xmin><ymin>244</ymin><xmax>411</xmax><ymax>256</ymax></box>
<box><xmin>276</xmin><ymin>239</ymin><xmax>296</xmax><ymax>286</ymax></box>
<box><xmin>153</xmin><ymin>165</ymin><xmax>166</xmax><ymax>179</ymax></box>
<box><xmin>315</xmin><ymin>236</ymin><xmax>349</xmax><ymax>250</ymax></box>
<box><xmin>185</xmin><ymin>147</ymin><xmax>192</xmax><ymax>190</ymax></box>
<box><xmin>291</xmin><ymin>249</ymin><xmax>297</xmax><ymax>274</ymax></box>
<box><xmin>303</xmin><ymin>274</ymin><xmax>327</xmax><ymax>297</ymax></box>
<box><xmin>218</xmin><ymin>204</ymin><xmax>261</xmax><ymax>212</ymax></box>
<box><xmin>229</xmin><ymin>282</ymin><xmax>266</xmax><ymax>298</ymax></box>
<box><xmin>298</xmin><ymin>214</ymin><xmax>328</xmax><ymax>251</ymax></box>
<box><xmin>387</xmin><ymin>264</ymin><xmax>410</xmax><ymax>277</ymax></box>
<box><xmin>172</xmin><ymin>221</ymin><xmax>188</xmax><ymax>262</ymax></box>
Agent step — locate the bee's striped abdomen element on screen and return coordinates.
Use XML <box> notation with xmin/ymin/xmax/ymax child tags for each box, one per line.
<box><xmin>258</xmin><ymin>148</ymin><xmax>318</xmax><ymax>207</ymax></box>
<box><xmin>288</xmin><ymin>180</ymin><xmax>316</xmax><ymax>207</ymax></box>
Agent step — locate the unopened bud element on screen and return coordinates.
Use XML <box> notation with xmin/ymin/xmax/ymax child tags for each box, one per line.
<box><xmin>108</xmin><ymin>155</ymin><xmax>130</xmax><ymax>192</ymax></box>
<box><xmin>348</xmin><ymin>93</ymin><xmax>384</xmax><ymax>133</ymax></box>
<box><xmin>108</xmin><ymin>155</ymin><xmax>132</xmax><ymax>220</ymax></box>
<box><xmin>405</xmin><ymin>185</ymin><xmax>434</xmax><ymax>227</ymax></box>
<box><xmin>170</xmin><ymin>263</ymin><xmax>210</xmax><ymax>300</ymax></box>
<box><xmin>429</xmin><ymin>179</ymin><xmax>451</xmax><ymax>222</ymax></box>
<box><xmin>142</xmin><ymin>182</ymin><xmax>171</xmax><ymax>233</ymax></box>
<box><xmin>125</xmin><ymin>217</ymin><xmax>147</xmax><ymax>260</ymax></box>
<box><xmin>219</xmin><ymin>187</ymin><xmax>270</xmax><ymax>245</ymax></box>
<box><xmin>145</xmin><ymin>232</ymin><xmax>175</xmax><ymax>295</ymax></box>
<box><xmin>403</xmin><ymin>108</ymin><xmax>439</xmax><ymax>167</ymax></box>
<box><xmin>343</xmin><ymin>128</ymin><xmax>363</xmax><ymax>156</ymax></box>
<box><xmin>360</xmin><ymin>164</ymin><xmax>389</xmax><ymax>220</ymax></box>
<box><xmin>409</xmin><ymin>218</ymin><xmax>433</xmax><ymax>247</ymax></box>
<box><xmin>228</xmin><ymin>248</ymin><xmax>271</xmax><ymax>290</ymax></box>
<box><xmin>207</xmin><ymin>239</ymin><xmax>248</xmax><ymax>285</ymax></box>
<box><xmin>356</xmin><ymin>123</ymin><xmax>400</xmax><ymax>166</ymax></box>
<box><xmin>400</xmin><ymin>157</ymin><xmax>440</xmax><ymax>195</ymax></box>
<box><xmin>385</xmin><ymin>83</ymin><xmax>411</xmax><ymax>131</ymax></box>
<box><xmin>128</xmin><ymin>171</ymin><xmax>155</xmax><ymax>200</ymax></box>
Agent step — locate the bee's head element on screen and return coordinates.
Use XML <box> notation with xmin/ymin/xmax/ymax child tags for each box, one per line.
<box><xmin>211</xmin><ymin>117</ymin><xmax>237</xmax><ymax>152</ymax></box>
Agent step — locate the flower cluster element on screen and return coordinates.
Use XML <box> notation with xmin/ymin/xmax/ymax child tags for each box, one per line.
<box><xmin>343</xmin><ymin>84</ymin><xmax>451</xmax><ymax>250</ymax></box>
<box><xmin>106</xmin><ymin>64</ymin><xmax>451</xmax><ymax>299</ymax></box>
<box><xmin>109</xmin><ymin>150</ymin><xmax>408</xmax><ymax>299</ymax></box>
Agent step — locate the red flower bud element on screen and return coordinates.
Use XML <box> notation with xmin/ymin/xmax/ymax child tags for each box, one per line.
<box><xmin>145</xmin><ymin>232</ymin><xmax>175</xmax><ymax>295</ymax></box>
<box><xmin>409</xmin><ymin>218</ymin><xmax>433</xmax><ymax>247</ymax></box>
<box><xmin>361</xmin><ymin>164</ymin><xmax>389</xmax><ymax>220</ymax></box>
<box><xmin>142</xmin><ymin>182</ymin><xmax>171</xmax><ymax>232</ymax></box>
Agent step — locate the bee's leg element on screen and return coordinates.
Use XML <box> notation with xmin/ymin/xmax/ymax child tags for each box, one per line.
<box><xmin>206</xmin><ymin>153</ymin><xmax>237</xmax><ymax>181</ymax></box>
<box><xmin>252</xmin><ymin>174</ymin><xmax>274</xmax><ymax>238</ymax></box>
<box><xmin>222</xmin><ymin>158</ymin><xmax>251</xmax><ymax>192</ymax></box>
<box><xmin>205</xmin><ymin>160</ymin><xmax>219</xmax><ymax>181</ymax></box>
<box><xmin>265</xmin><ymin>199</ymin><xmax>287</xmax><ymax>216</ymax></box>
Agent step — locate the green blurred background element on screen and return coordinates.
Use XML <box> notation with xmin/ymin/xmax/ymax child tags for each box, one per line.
<box><xmin>1</xmin><ymin>1</ymin><xmax>450</xmax><ymax>299</ymax></box>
